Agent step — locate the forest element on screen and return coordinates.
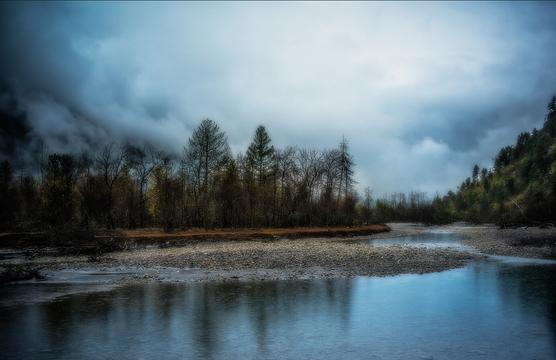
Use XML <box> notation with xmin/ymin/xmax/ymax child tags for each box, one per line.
<box><xmin>0</xmin><ymin>120</ymin><xmax>366</xmax><ymax>235</ymax></box>
<box><xmin>1</xmin><ymin>96</ymin><xmax>555</xmax><ymax>236</ymax></box>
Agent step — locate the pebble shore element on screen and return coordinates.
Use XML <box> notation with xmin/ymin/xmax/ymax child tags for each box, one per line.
<box><xmin>2</xmin><ymin>223</ymin><xmax>554</xmax><ymax>284</ymax></box>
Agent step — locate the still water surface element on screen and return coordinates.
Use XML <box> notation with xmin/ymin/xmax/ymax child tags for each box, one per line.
<box><xmin>1</xmin><ymin>234</ymin><xmax>555</xmax><ymax>360</ymax></box>
<box><xmin>367</xmin><ymin>231</ymin><xmax>471</xmax><ymax>250</ymax></box>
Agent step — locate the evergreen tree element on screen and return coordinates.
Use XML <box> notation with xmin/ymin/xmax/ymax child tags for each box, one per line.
<box><xmin>246</xmin><ymin>125</ymin><xmax>275</xmax><ymax>184</ymax></box>
<box><xmin>472</xmin><ymin>164</ymin><xmax>480</xmax><ymax>183</ymax></box>
<box><xmin>544</xmin><ymin>95</ymin><xmax>556</xmax><ymax>136</ymax></box>
<box><xmin>337</xmin><ymin>137</ymin><xmax>355</xmax><ymax>202</ymax></box>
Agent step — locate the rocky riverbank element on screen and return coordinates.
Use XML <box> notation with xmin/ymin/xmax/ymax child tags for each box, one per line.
<box><xmin>0</xmin><ymin>224</ymin><xmax>475</xmax><ymax>283</ymax></box>
<box><xmin>455</xmin><ymin>224</ymin><xmax>556</xmax><ymax>259</ymax></box>
<box><xmin>103</xmin><ymin>237</ymin><xmax>474</xmax><ymax>281</ymax></box>
<box><xmin>2</xmin><ymin>223</ymin><xmax>554</xmax><ymax>285</ymax></box>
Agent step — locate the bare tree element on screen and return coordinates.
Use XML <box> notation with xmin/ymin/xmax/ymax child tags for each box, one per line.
<box><xmin>297</xmin><ymin>149</ymin><xmax>324</xmax><ymax>203</ymax></box>
<box><xmin>270</xmin><ymin>148</ymin><xmax>292</xmax><ymax>225</ymax></box>
<box><xmin>153</xmin><ymin>154</ymin><xmax>180</xmax><ymax>231</ymax></box>
<box><xmin>125</xmin><ymin>145</ymin><xmax>160</xmax><ymax>227</ymax></box>
<box><xmin>320</xmin><ymin>149</ymin><xmax>341</xmax><ymax>224</ymax></box>
<box><xmin>4</xmin><ymin>120</ymin><xmax>375</xmax><ymax>231</ymax></box>
<box><xmin>42</xmin><ymin>154</ymin><xmax>78</xmax><ymax>237</ymax></box>
<box><xmin>182</xmin><ymin>119</ymin><xmax>229</xmax><ymax>227</ymax></box>
<box><xmin>96</xmin><ymin>143</ymin><xmax>125</xmax><ymax>229</ymax></box>
<box><xmin>362</xmin><ymin>187</ymin><xmax>373</xmax><ymax>224</ymax></box>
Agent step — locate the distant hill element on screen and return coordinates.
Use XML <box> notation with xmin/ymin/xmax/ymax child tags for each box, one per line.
<box><xmin>440</xmin><ymin>96</ymin><xmax>556</xmax><ymax>225</ymax></box>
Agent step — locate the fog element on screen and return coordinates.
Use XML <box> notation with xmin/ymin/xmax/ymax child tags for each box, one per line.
<box><xmin>1</xmin><ymin>2</ymin><xmax>555</xmax><ymax>194</ymax></box>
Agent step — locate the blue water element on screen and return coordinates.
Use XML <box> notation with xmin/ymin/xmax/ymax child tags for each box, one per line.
<box><xmin>1</xmin><ymin>235</ymin><xmax>555</xmax><ymax>359</ymax></box>
<box><xmin>368</xmin><ymin>231</ymin><xmax>471</xmax><ymax>250</ymax></box>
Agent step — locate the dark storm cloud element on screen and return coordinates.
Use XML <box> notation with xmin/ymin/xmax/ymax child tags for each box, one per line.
<box><xmin>403</xmin><ymin>95</ymin><xmax>551</xmax><ymax>152</ymax></box>
<box><xmin>0</xmin><ymin>85</ymin><xmax>41</xmax><ymax>168</ymax></box>
<box><xmin>0</xmin><ymin>3</ymin><xmax>177</xmax><ymax>158</ymax></box>
<box><xmin>1</xmin><ymin>2</ymin><xmax>555</xmax><ymax>193</ymax></box>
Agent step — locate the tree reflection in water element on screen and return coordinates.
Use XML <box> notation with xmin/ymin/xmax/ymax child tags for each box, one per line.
<box><xmin>1</xmin><ymin>261</ymin><xmax>555</xmax><ymax>360</ymax></box>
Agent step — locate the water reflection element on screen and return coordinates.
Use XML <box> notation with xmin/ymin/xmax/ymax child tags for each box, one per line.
<box><xmin>368</xmin><ymin>232</ymin><xmax>471</xmax><ymax>250</ymax></box>
<box><xmin>1</xmin><ymin>262</ymin><xmax>555</xmax><ymax>359</ymax></box>
<box><xmin>491</xmin><ymin>261</ymin><xmax>556</xmax><ymax>347</ymax></box>
<box><xmin>1</xmin><ymin>280</ymin><xmax>354</xmax><ymax>359</ymax></box>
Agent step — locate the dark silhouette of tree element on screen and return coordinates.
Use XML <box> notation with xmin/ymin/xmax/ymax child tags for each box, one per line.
<box><xmin>246</xmin><ymin>125</ymin><xmax>275</xmax><ymax>225</ymax></box>
<box><xmin>494</xmin><ymin>146</ymin><xmax>513</xmax><ymax>170</ymax></box>
<box><xmin>43</xmin><ymin>154</ymin><xmax>77</xmax><ymax>234</ymax></box>
<box><xmin>246</xmin><ymin>126</ymin><xmax>275</xmax><ymax>184</ymax></box>
<box><xmin>320</xmin><ymin>149</ymin><xmax>341</xmax><ymax>225</ymax></box>
<box><xmin>125</xmin><ymin>145</ymin><xmax>160</xmax><ymax>228</ymax></box>
<box><xmin>76</xmin><ymin>152</ymin><xmax>103</xmax><ymax>229</ymax></box>
<box><xmin>361</xmin><ymin>187</ymin><xmax>372</xmax><ymax>224</ymax></box>
<box><xmin>153</xmin><ymin>154</ymin><xmax>180</xmax><ymax>231</ymax></box>
<box><xmin>336</xmin><ymin>137</ymin><xmax>355</xmax><ymax>223</ymax></box>
<box><xmin>273</xmin><ymin>147</ymin><xmax>298</xmax><ymax>226</ymax></box>
<box><xmin>96</xmin><ymin>144</ymin><xmax>125</xmax><ymax>229</ymax></box>
<box><xmin>472</xmin><ymin>164</ymin><xmax>480</xmax><ymax>183</ymax></box>
<box><xmin>183</xmin><ymin>118</ymin><xmax>229</xmax><ymax>227</ymax></box>
<box><xmin>18</xmin><ymin>174</ymin><xmax>39</xmax><ymax>226</ymax></box>
<box><xmin>217</xmin><ymin>159</ymin><xmax>244</xmax><ymax>227</ymax></box>
<box><xmin>0</xmin><ymin>161</ymin><xmax>17</xmax><ymax>230</ymax></box>
<box><xmin>337</xmin><ymin>137</ymin><xmax>354</xmax><ymax>201</ymax></box>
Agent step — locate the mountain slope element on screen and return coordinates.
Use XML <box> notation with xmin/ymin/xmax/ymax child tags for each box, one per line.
<box><xmin>442</xmin><ymin>96</ymin><xmax>556</xmax><ymax>224</ymax></box>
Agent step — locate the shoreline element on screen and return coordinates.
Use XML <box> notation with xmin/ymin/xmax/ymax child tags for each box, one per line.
<box><xmin>1</xmin><ymin>223</ymin><xmax>555</xmax><ymax>286</ymax></box>
<box><xmin>457</xmin><ymin>225</ymin><xmax>556</xmax><ymax>259</ymax></box>
<box><xmin>0</xmin><ymin>224</ymin><xmax>390</xmax><ymax>249</ymax></box>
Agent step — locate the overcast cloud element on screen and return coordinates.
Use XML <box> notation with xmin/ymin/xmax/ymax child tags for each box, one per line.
<box><xmin>1</xmin><ymin>2</ymin><xmax>555</xmax><ymax>195</ymax></box>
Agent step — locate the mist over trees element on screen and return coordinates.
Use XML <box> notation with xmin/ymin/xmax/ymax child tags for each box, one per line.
<box><xmin>0</xmin><ymin>120</ymin><xmax>367</xmax><ymax>234</ymax></box>
<box><xmin>3</xmin><ymin>96</ymin><xmax>555</xmax><ymax>234</ymax></box>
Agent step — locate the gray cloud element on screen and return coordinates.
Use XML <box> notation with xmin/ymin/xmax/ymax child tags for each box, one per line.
<box><xmin>1</xmin><ymin>2</ymin><xmax>555</xmax><ymax>194</ymax></box>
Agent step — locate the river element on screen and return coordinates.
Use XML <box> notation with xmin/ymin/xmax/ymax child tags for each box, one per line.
<box><xmin>1</xmin><ymin>231</ymin><xmax>555</xmax><ymax>359</ymax></box>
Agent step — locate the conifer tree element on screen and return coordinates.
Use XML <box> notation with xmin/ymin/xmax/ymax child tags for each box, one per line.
<box><xmin>246</xmin><ymin>126</ymin><xmax>275</xmax><ymax>184</ymax></box>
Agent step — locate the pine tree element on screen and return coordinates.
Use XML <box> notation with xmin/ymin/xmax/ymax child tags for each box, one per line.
<box><xmin>548</xmin><ymin>95</ymin><xmax>556</xmax><ymax>114</ymax></box>
<box><xmin>337</xmin><ymin>136</ymin><xmax>355</xmax><ymax>202</ymax></box>
<box><xmin>246</xmin><ymin>126</ymin><xmax>275</xmax><ymax>184</ymax></box>
<box><xmin>472</xmin><ymin>164</ymin><xmax>480</xmax><ymax>183</ymax></box>
<box><xmin>544</xmin><ymin>95</ymin><xmax>556</xmax><ymax>136</ymax></box>
<box><xmin>245</xmin><ymin>126</ymin><xmax>275</xmax><ymax>225</ymax></box>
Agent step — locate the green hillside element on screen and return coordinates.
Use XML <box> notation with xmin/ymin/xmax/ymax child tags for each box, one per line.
<box><xmin>441</xmin><ymin>96</ymin><xmax>556</xmax><ymax>224</ymax></box>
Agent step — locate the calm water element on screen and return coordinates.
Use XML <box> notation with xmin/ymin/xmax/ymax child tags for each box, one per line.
<box><xmin>1</xmin><ymin>235</ymin><xmax>556</xmax><ymax>359</ymax></box>
<box><xmin>368</xmin><ymin>231</ymin><xmax>471</xmax><ymax>250</ymax></box>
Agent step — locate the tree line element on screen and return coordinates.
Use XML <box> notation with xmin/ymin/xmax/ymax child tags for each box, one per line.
<box><xmin>0</xmin><ymin>119</ymin><xmax>369</xmax><ymax>234</ymax></box>
<box><xmin>3</xmin><ymin>95</ymin><xmax>554</xmax><ymax>233</ymax></box>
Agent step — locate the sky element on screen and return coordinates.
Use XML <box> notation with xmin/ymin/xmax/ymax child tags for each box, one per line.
<box><xmin>1</xmin><ymin>1</ymin><xmax>556</xmax><ymax>195</ymax></box>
